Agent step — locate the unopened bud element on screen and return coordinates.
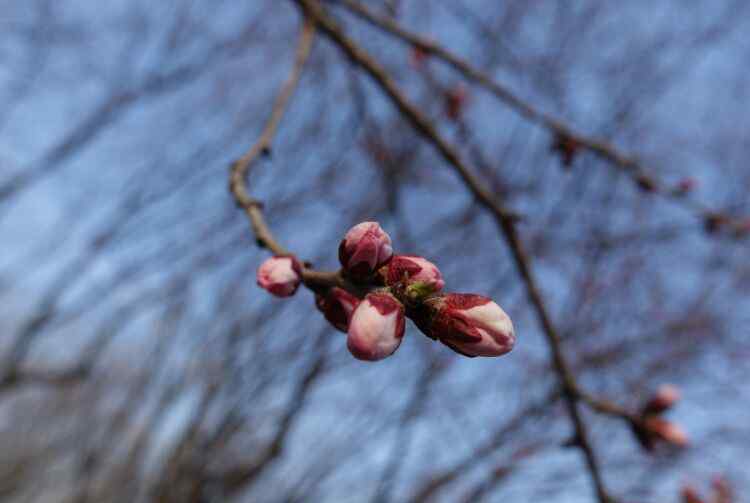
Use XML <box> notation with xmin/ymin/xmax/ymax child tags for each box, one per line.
<box><xmin>339</xmin><ymin>222</ymin><xmax>393</xmax><ymax>280</ymax></box>
<box><xmin>644</xmin><ymin>416</ymin><xmax>689</xmax><ymax>448</ymax></box>
<box><xmin>384</xmin><ymin>255</ymin><xmax>445</xmax><ymax>299</ymax></box>
<box><xmin>315</xmin><ymin>287</ymin><xmax>360</xmax><ymax>332</ymax></box>
<box><xmin>347</xmin><ymin>293</ymin><xmax>405</xmax><ymax>361</ymax></box>
<box><xmin>445</xmin><ymin>84</ymin><xmax>468</xmax><ymax>121</ymax></box>
<box><xmin>551</xmin><ymin>134</ymin><xmax>579</xmax><ymax>168</ymax></box>
<box><xmin>420</xmin><ymin>293</ymin><xmax>515</xmax><ymax>357</ymax></box>
<box><xmin>256</xmin><ymin>256</ymin><xmax>303</xmax><ymax>297</ymax></box>
<box><xmin>642</xmin><ymin>384</ymin><xmax>681</xmax><ymax>416</ymax></box>
<box><xmin>409</xmin><ymin>45</ymin><xmax>429</xmax><ymax>69</ymax></box>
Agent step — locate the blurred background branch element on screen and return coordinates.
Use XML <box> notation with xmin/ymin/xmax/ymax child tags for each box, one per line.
<box><xmin>0</xmin><ymin>1</ymin><xmax>748</xmax><ymax>502</ymax></box>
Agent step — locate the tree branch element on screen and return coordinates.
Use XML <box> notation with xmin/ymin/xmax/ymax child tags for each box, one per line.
<box><xmin>228</xmin><ymin>16</ymin><xmax>317</xmax><ymax>257</ymax></box>
<box><xmin>227</xmin><ymin>16</ymin><xmax>364</xmax><ymax>296</ymax></box>
<box><xmin>336</xmin><ymin>0</ymin><xmax>748</xmax><ymax>236</ymax></box>
<box><xmin>290</xmin><ymin>1</ymin><xmax>615</xmax><ymax>501</ymax></box>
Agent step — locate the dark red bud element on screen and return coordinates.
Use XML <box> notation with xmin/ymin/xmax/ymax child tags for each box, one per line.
<box><xmin>551</xmin><ymin>134</ymin><xmax>580</xmax><ymax>168</ymax></box>
<box><xmin>445</xmin><ymin>84</ymin><xmax>468</xmax><ymax>121</ymax></box>
<box><xmin>410</xmin><ymin>45</ymin><xmax>429</xmax><ymax>69</ymax></box>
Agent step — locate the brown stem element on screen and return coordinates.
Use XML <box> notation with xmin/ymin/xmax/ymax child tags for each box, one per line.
<box><xmin>228</xmin><ymin>17</ymin><xmax>316</xmax><ymax>257</ymax></box>
<box><xmin>227</xmin><ymin>16</ymin><xmax>357</xmax><ymax>295</ymax></box>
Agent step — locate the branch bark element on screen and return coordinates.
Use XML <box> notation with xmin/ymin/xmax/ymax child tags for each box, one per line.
<box><xmin>227</xmin><ymin>17</ymin><xmax>362</xmax><ymax>296</ymax></box>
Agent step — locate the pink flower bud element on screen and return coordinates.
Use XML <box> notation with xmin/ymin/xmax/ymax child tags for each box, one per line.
<box><xmin>256</xmin><ymin>256</ymin><xmax>303</xmax><ymax>297</ymax></box>
<box><xmin>644</xmin><ymin>416</ymin><xmax>689</xmax><ymax>448</ymax></box>
<box><xmin>384</xmin><ymin>255</ymin><xmax>445</xmax><ymax>297</ymax></box>
<box><xmin>315</xmin><ymin>287</ymin><xmax>360</xmax><ymax>333</ymax></box>
<box><xmin>425</xmin><ymin>293</ymin><xmax>515</xmax><ymax>357</ymax></box>
<box><xmin>347</xmin><ymin>293</ymin><xmax>405</xmax><ymax>361</ymax></box>
<box><xmin>339</xmin><ymin>222</ymin><xmax>393</xmax><ymax>280</ymax></box>
<box><xmin>642</xmin><ymin>384</ymin><xmax>681</xmax><ymax>415</ymax></box>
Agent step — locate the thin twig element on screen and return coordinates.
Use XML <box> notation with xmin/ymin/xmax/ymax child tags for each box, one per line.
<box><xmin>229</xmin><ymin>16</ymin><xmax>317</xmax><ymax>256</ymax></box>
<box><xmin>291</xmin><ymin>1</ymin><xmax>615</xmax><ymax>501</ymax></box>
<box><xmin>227</xmin><ymin>17</ymin><xmax>361</xmax><ymax>295</ymax></box>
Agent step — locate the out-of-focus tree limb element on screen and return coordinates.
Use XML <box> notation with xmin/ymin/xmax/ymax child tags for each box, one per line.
<box><xmin>289</xmin><ymin>1</ymin><xmax>620</xmax><ymax>501</ymax></box>
<box><xmin>213</xmin><ymin>349</ymin><xmax>328</xmax><ymax>495</ymax></box>
<box><xmin>335</xmin><ymin>0</ymin><xmax>749</xmax><ymax>235</ymax></box>
<box><xmin>407</xmin><ymin>388</ymin><xmax>558</xmax><ymax>503</ymax></box>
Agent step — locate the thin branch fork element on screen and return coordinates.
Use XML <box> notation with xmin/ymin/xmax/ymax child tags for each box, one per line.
<box><xmin>290</xmin><ymin>1</ymin><xmax>617</xmax><ymax>501</ymax></box>
<box><xmin>229</xmin><ymin>16</ymin><xmax>317</xmax><ymax>257</ymax></box>
<box><xmin>227</xmin><ymin>17</ymin><xmax>357</xmax><ymax>295</ymax></box>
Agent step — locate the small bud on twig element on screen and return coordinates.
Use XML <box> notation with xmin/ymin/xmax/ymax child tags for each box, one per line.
<box><xmin>256</xmin><ymin>256</ymin><xmax>303</xmax><ymax>297</ymax></box>
<box><xmin>551</xmin><ymin>134</ymin><xmax>580</xmax><ymax>168</ymax></box>
<box><xmin>642</xmin><ymin>416</ymin><xmax>689</xmax><ymax>449</ymax></box>
<box><xmin>339</xmin><ymin>222</ymin><xmax>393</xmax><ymax>281</ymax></box>
<box><xmin>409</xmin><ymin>45</ymin><xmax>429</xmax><ymax>69</ymax></box>
<box><xmin>444</xmin><ymin>84</ymin><xmax>468</xmax><ymax>121</ymax></box>
<box><xmin>642</xmin><ymin>384</ymin><xmax>681</xmax><ymax>416</ymax></box>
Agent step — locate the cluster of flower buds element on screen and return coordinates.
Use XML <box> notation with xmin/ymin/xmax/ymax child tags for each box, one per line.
<box><xmin>257</xmin><ymin>221</ymin><xmax>515</xmax><ymax>362</ymax></box>
<box><xmin>631</xmin><ymin>384</ymin><xmax>688</xmax><ymax>452</ymax></box>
